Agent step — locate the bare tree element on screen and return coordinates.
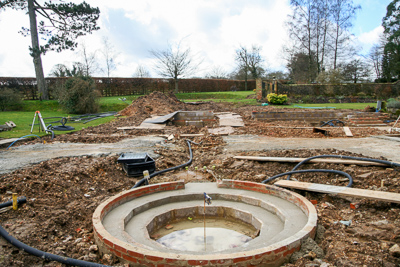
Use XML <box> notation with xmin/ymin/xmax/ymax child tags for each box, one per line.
<box><xmin>287</xmin><ymin>0</ymin><xmax>323</xmax><ymax>81</ymax></box>
<box><xmin>49</xmin><ymin>64</ymin><xmax>69</xmax><ymax>77</ymax></box>
<box><xmin>101</xmin><ymin>37</ymin><xmax>118</xmax><ymax>78</ymax></box>
<box><xmin>78</xmin><ymin>43</ymin><xmax>99</xmax><ymax>77</ymax></box>
<box><xmin>235</xmin><ymin>45</ymin><xmax>264</xmax><ymax>90</ymax></box>
<box><xmin>133</xmin><ymin>65</ymin><xmax>151</xmax><ymax>78</ymax></box>
<box><xmin>150</xmin><ymin>42</ymin><xmax>201</xmax><ymax>93</ymax></box>
<box><xmin>330</xmin><ymin>0</ymin><xmax>361</xmax><ymax>69</ymax></box>
<box><xmin>265</xmin><ymin>71</ymin><xmax>289</xmax><ymax>80</ymax></box>
<box><xmin>368</xmin><ymin>44</ymin><xmax>384</xmax><ymax>80</ymax></box>
<box><xmin>340</xmin><ymin>58</ymin><xmax>371</xmax><ymax>83</ymax></box>
<box><xmin>205</xmin><ymin>66</ymin><xmax>228</xmax><ymax>79</ymax></box>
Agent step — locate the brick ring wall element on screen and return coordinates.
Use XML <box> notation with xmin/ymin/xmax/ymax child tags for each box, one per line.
<box><xmin>92</xmin><ymin>180</ymin><xmax>317</xmax><ymax>267</ymax></box>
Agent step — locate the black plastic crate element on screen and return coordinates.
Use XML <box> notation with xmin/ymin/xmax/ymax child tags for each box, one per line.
<box><xmin>118</xmin><ymin>153</ymin><xmax>156</xmax><ymax>177</ymax></box>
<box><xmin>117</xmin><ymin>152</ymin><xmax>149</xmax><ymax>164</ymax></box>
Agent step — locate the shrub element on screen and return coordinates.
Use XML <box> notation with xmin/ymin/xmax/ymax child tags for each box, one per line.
<box><xmin>57</xmin><ymin>76</ymin><xmax>99</xmax><ymax>114</ymax></box>
<box><xmin>0</xmin><ymin>87</ymin><xmax>23</xmax><ymax>111</ymax></box>
<box><xmin>388</xmin><ymin>100</ymin><xmax>400</xmax><ymax>109</ymax></box>
<box><xmin>301</xmin><ymin>95</ymin><xmax>313</xmax><ymax>103</ymax></box>
<box><xmin>267</xmin><ymin>93</ymin><xmax>287</xmax><ymax>104</ymax></box>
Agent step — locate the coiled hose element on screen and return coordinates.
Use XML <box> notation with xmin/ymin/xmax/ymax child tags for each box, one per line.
<box><xmin>262</xmin><ymin>154</ymin><xmax>400</xmax><ymax>187</ymax></box>
<box><xmin>132</xmin><ymin>139</ymin><xmax>198</xmax><ymax>189</ymax></box>
<box><xmin>0</xmin><ymin>199</ymin><xmax>108</xmax><ymax>267</ymax></box>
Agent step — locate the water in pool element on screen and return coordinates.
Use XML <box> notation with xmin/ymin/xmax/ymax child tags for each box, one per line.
<box><xmin>154</xmin><ymin>218</ymin><xmax>256</xmax><ymax>252</ymax></box>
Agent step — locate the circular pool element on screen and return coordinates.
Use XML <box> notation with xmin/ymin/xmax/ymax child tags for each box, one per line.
<box><xmin>93</xmin><ymin>180</ymin><xmax>317</xmax><ymax>266</ymax></box>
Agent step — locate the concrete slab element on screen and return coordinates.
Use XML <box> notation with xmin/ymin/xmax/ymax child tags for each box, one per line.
<box><xmin>216</xmin><ymin>113</ymin><xmax>244</xmax><ymax>127</ymax></box>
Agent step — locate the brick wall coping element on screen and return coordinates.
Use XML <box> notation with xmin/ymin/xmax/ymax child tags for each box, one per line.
<box><xmin>92</xmin><ymin>180</ymin><xmax>317</xmax><ymax>266</ymax></box>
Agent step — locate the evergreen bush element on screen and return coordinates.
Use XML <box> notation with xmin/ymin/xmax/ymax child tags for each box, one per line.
<box><xmin>57</xmin><ymin>76</ymin><xmax>99</xmax><ymax>114</ymax></box>
<box><xmin>0</xmin><ymin>87</ymin><xmax>23</xmax><ymax>111</ymax></box>
<box><xmin>267</xmin><ymin>93</ymin><xmax>288</xmax><ymax>104</ymax></box>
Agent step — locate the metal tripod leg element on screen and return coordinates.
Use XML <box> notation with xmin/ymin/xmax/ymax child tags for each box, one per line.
<box><xmin>30</xmin><ymin>112</ymin><xmax>37</xmax><ymax>134</ymax></box>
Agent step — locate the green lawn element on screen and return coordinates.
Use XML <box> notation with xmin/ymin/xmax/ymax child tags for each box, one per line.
<box><xmin>0</xmin><ymin>111</ymin><xmax>114</xmax><ymax>139</ymax></box>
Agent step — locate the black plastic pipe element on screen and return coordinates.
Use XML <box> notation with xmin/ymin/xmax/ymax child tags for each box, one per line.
<box><xmin>262</xmin><ymin>169</ymin><xmax>353</xmax><ymax>187</ymax></box>
<box><xmin>262</xmin><ymin>154</ymin><xmax>400</xmax><ymax>188</ymax></box>
<box><xmin>287</xmin><ymin>155</ymin><xmax>400</xmax><ymax>181</ymax></box>
<box><xmin>0</xmin><ymin>199</ymin><xmax>109</xmax><ymax>267</ymax></box>
<box><xmin>132</xmin><ymin>139</ymin><xmax>197</xmax><ymax>189</ymax></box>
<box><xmin>0</xmin><ymin>197</ymin><xmax>26</xmax><ymax>209</ymax></box>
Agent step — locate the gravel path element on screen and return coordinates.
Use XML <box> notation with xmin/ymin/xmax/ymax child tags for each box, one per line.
<box><xmin>0</xmin><ymin>136</ymin><xmax>166</xmax><ymax>175</ymax></box>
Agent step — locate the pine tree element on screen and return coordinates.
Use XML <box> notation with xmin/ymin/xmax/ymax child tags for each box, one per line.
<box><xmin>0</xmin><ymin>0</ymin><xmax>100</xmax><ymax>100</ymax></box>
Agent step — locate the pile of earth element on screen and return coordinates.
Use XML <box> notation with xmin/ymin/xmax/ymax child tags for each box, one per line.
<box><xmin>0</xmin><ymin>135</ymin><xmax>399</xmax><ymax>266</ymax></box>
<box><xmin>119</xmin><ymin>91</ymin><xmax>227</xmax><ymax>117</ymax></box>
<box><xmin>119</xmin><ymin>91</ymin><xmax>185</xmax><ymax>117</ymax></box>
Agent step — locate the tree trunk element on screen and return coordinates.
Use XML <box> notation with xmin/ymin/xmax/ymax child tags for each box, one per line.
<box><xmin>28</xmin><ymin>0</ymin><xmax>48</xmax><ymax>100</ymax></box>
<box><xmin>174</xmin><ymin>78</ymin><xmax>179</xmax><ymax>93</ymax></box>
<box><xmin>244</xmin><ymin>71</ymin><xmax>248</xmax><ymax>91</ymax></box>
<box><xmin>333</xmin><ymin>24</ymin><xmax>339</xmax><ymax>70</ymax></box>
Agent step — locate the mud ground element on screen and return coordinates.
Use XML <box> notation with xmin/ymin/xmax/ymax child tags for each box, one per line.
<box><xmin>0</xmin><ymin>92</ymin><xmax>399</xmax><ymax>267</ymax></box>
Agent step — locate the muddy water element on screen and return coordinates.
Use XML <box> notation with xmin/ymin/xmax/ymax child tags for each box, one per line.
<box><xmin>154</xmin><ymin>217</ymin><xmax>257</xmax><ymax>252</ymax></box>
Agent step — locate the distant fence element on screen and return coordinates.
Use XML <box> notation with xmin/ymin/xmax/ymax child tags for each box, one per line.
<box><xmin>0</xmin><ymin>77</ymin><xmax>256</xmax><ymax>100</ymax></box>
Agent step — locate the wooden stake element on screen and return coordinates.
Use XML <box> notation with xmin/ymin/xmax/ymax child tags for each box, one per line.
<box><xmin>12</xmin><ymin>193</ymin><xmax>17</xmax><ymax>210</ymax></box>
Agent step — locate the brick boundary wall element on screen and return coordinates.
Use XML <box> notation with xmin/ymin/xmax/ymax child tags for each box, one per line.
<box><xmin>92</xmin><ymin>180</ymin><xmax>317</xmax><ymax>267</ymax></box>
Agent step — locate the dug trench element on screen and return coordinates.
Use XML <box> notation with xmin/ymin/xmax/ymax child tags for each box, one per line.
<box><xmin>0</xmin><ymin>92</ymin><xmax>399</xmax><ymax>266</ymax></box>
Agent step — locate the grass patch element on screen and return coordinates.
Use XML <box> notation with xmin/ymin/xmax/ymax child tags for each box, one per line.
<box><xmin>0</xmin><ymin>111</ymin><xmax>115</xmax><ymax>139</ymax></box>
<box><xmin>99</xmin><ymin>95</ymin><xmax>139</xmax><ymax>112</ymax></box>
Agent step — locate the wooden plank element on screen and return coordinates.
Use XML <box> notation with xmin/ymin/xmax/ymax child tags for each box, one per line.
<box><xmin>0</xmin><ymin>138</ymin><xmax>24</xmax><ymax>146</ymax></box>
<box><xmin>233</xmin><ymin>156</ymin><xmax>390</xmax><ymax>166</ymax></box>
<box><xmin>343</xmin><ymin>126</ymin><xmax>353</xmax><ymax>137</ymax></box>
<box><xmin>274</xmin><ymin>180</ymin><xmax>400</xmax><ymax>204</ymax></box>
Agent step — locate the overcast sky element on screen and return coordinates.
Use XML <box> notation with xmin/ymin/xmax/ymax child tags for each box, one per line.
<box><xmin>0</xmin><ymin>0</ymin><xmax>393</xmax><ymax>78</ymax></box>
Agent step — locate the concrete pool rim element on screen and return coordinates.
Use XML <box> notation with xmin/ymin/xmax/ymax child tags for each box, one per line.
<box><xmin>93</xmin><ymin>180</ymin><xmax>318</xmax><ymax>266</ymax></box>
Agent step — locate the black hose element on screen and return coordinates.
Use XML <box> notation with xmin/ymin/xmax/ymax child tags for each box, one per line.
<box><xmin>132</xmin><ymin>140</ymin><xmax>198</xmax><ymax>189</ymax></box>
<box><xmin>0</xmin><ymin>197</ymin><xmax>26</xmax><ymax>209</ymax></box>
<box><xmin>0</xmin><ymin>199</ymin><xmax>109</xmax><ymax>267</ymax></box>
<box><xmin>262</xmin><ymin>154</ymin><xmax>400</xmax><ymax>188</ymax></box>
<box><xmin>262</xmin><ymin>169</ymin><xmax>353</xmax><ymax>187</ymax></box>
<box><xmin>320</xmin><ymin>119</ymin><xmax>345</xmax><ymax>127</ymax></box>
<box><xmin>287</xmin><ymin>155</ymin><xmax>400</xmax><ymax>181</ymax></box>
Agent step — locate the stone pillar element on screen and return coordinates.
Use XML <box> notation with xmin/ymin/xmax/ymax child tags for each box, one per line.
<box><xmin>256</xmin><ymin>78</ymin><xmax>262</xmax><ymax>100</ymax></box>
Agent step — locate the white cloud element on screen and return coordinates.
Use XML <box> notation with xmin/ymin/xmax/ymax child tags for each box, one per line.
<box><xmin>357</xmin><ymin>26</ymin><xmax>384</xmax><ymax>46</ymax></box>
<box><xmin>0</xmin><ymin>1</ymin><xmax>386</xmax><ymax>78</ymax></box>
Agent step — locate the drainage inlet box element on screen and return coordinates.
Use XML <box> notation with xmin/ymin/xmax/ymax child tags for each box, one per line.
<box><xmin>118</xmin><ymin>153</ymin><xmax>156</xmax><ymax>177</ymax></box>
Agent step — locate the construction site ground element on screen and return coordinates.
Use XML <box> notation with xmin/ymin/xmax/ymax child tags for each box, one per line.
<box><xmin>0</xmin><ymin>91</ymin><xmax>399</xmax><ymax>267</ymax></box>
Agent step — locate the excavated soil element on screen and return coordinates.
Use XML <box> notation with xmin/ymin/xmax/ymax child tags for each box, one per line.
<box><xmin>0</xmin><ymin>92</ymin><xmax>399</xmax><ymax>266</ymax></box>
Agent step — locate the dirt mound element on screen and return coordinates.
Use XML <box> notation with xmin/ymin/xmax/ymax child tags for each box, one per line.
<box><xmin>119</xmin><ymin>91</ymin><xmax>185</xmax><ymax>117</ymax></box>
